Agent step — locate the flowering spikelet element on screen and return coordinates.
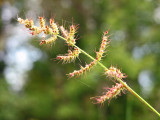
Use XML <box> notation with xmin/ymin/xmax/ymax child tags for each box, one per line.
<box><xmin>67</xmin><ymin>24</ymin><xmax>79</xmax><ymax>45</ymax></box>
<box><xmin>40</xmin><ymin>35</ymin><xmax>57</xmax><ymax>45</ymax></box>
<box><xmin>17</xmin><ymin>17</ymin><xmax>25</xmax><ymax>24</ymax></box>
<box><xmin>105</xmin><ymin>66</ymin><xmax>127</xmax><ymax>80</ymax></box>
<box><xmin>68</xmin><ymin>59</ymin><xmax>97</xmax><ymax>78</ymax></box>
<box><xmin>60</xmin><ymin>25</ymin><xmax>78</xmax><ymax>46</ymax></box>
<box><xmin>18</xmin><ymin>17</ymin><xmax>43</xmax><ymax>35</ymax></box>
<box><xmin>56</xmin><ymin>48</ymin><xmax>81</xmax><ymax>64</ymax></box>
<box><xmin>30</xmin><ymin>27</ymin><xmax>43</xmax><ymax>35</ymax></box>
<box><xmin>18</xmin><ymin>18</ymin><xmax>33</xmax><ymax>29</ymax></box>
<box><xmin>39</xmin><ymin>16</ymin><xmax>45</xmax><ymax>28</ymax></box>
<box><xmin>26</xmin><ymin>19</ymin><xmax>34</xmax><ymax>29</ymax></box>
<box><xmin>50</xmin><ymin>18</ymin><xmax>59</xmax><ymax>35</ymax></box>
<box><xmin>96</xmin><ymin>31</ymin><xmax>110</xmax><ymax>61</ymax></box>
<box><xmin>60</xmin><ymin>25</ymin><xmax>69</xmax><ymax>39</ymax></box>
<box><xmin>43</xmin><ymin>25</ymin><xmax>53</xmax><ymax>35</ymax></box>
<box><xmin>90</xmin><ymin>83</ymin><xmax>126</xmax><ymax>104</ymax></box>
<box><xmin>69</xmin><ymin>24</ymin><xmax>78</xmax><ymax>37</ymax></box>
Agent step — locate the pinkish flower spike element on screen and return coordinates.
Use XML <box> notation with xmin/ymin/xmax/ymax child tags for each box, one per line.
<box><xmin>50</xmin><ymin>18</ymin><xmax>59</xmax><ymax>35</ymax></box>
<box><xmin>96</xmin><ymin>31</ymin><xmax>110</xmax><ymax>61</ymax></box>
<box><xmin>67</xmin><ymin>59</ymin><xmax>97</xmax><ymax>78</ymax></box>
<box><xmin>60</xmin><ymin>24</ymin><xmax>78</xmax><ymax>46</ymax></box>
<box><xmin>56</xmin><ymin>47</ymin><xmax>81</xmax><ymax>64</ymax></box>
<box><xmin>90</xmin><ymin>83</ymin><xmax>126</xmax><ymax>104</ymax></box>
<box><xmin>40</xmin><ymin>36</ymin><xmax>57</xmax><ymax>45</ymax></box>
<box><xmin>105</xmin><ymin>66</ymin><xmax>127</xmax><ymax>80</ymax></box>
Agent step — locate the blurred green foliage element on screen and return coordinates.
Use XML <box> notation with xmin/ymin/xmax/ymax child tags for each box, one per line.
<box><xmin>0</xmin><ymin>0</ymin><xmax>160</xmax><ymax>120</ymax></box>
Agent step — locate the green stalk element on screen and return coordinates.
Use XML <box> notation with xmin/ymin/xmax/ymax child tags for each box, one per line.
<box><xmin>57</xmin><ymin>35</ymin><xmax>160</xmax><ymax>117</ymax></box>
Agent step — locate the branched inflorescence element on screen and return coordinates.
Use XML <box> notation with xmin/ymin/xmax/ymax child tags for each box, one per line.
<box><xmin>67</xmin><ymin>30</ymin><xmax>111</xmax><ymax>78</ymax></box>
<box><xmin>17</xmin><ymin>16</ymin><xmax>127</xmax><ymax>105</ymax></box>
<box><xmin>17</xmin><ymin>15</ymin><xmax>160</xmax><ymax>116</ymax></box>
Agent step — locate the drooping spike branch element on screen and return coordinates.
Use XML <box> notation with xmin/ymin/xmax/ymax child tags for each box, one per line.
<box><xmin>18</xmin><ymin>17</ymin><xmax>43</xmax><ymax>35</ymax></box>
<box><xmin>50</xmin><ymin>18</ymin><xmax>59</xmax><ymax>35</ymax></box>
<box><xmin>67</xmin><ymin>59</ymin><xmax>97</xmax><ymax>78</ymax></box>
<box><xmin>43</xmin><ymin>25</ymin><xmax>53</xmax><ymax>35</ymax></box>
<box><xmin>60</xmin><ymin>25</ymin><xmax>68</xmax><ymax>39</ymax></box>
<box><xmin>105</xmin><ymin>66</ymin><xmax>127</xmax><ymax>80</ymax></box>
<box><xmin>90</xmin><ymin>83</ymin><xmax>126</xmax><ymax>104</ymax></box>
<box><xmin>68</xmin><ymin>24</ymin><xmax>79</xmax><ymax>45</ymax></box>
<box><xmin>39</xmin><ymin>16</ymin><xmax>45</xmax><ymax>28</ymax></box>
<box><xmin>96</xmin><ymin>31</ymin><xmax>110</xmax><ymax>61</ymax></box>
<box><xmin>56</xmin><ymin>47</ymin><xmax>81</xmax><ymax>64</ymax></box>
<box><xmin>40</xmin><ymin>35</ymin><xmax>57</xmax><ymax>45</ymax></box>
<box><xmin>60</xmin><ymin>24</ymin><xmax>78</xmax><ymax>46</ymax></box>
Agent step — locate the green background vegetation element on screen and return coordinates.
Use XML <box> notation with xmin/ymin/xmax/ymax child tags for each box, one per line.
<box><xmin>0</xmin><ymin>0</ymin><xmax>160</xmax><ymax>119</ymax></box>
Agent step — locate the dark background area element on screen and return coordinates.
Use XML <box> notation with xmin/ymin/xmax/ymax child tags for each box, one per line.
<box><xmin>0</xmin><ymin>0</ymin><xmax>160</xmax><ymax>120</ymax></box>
